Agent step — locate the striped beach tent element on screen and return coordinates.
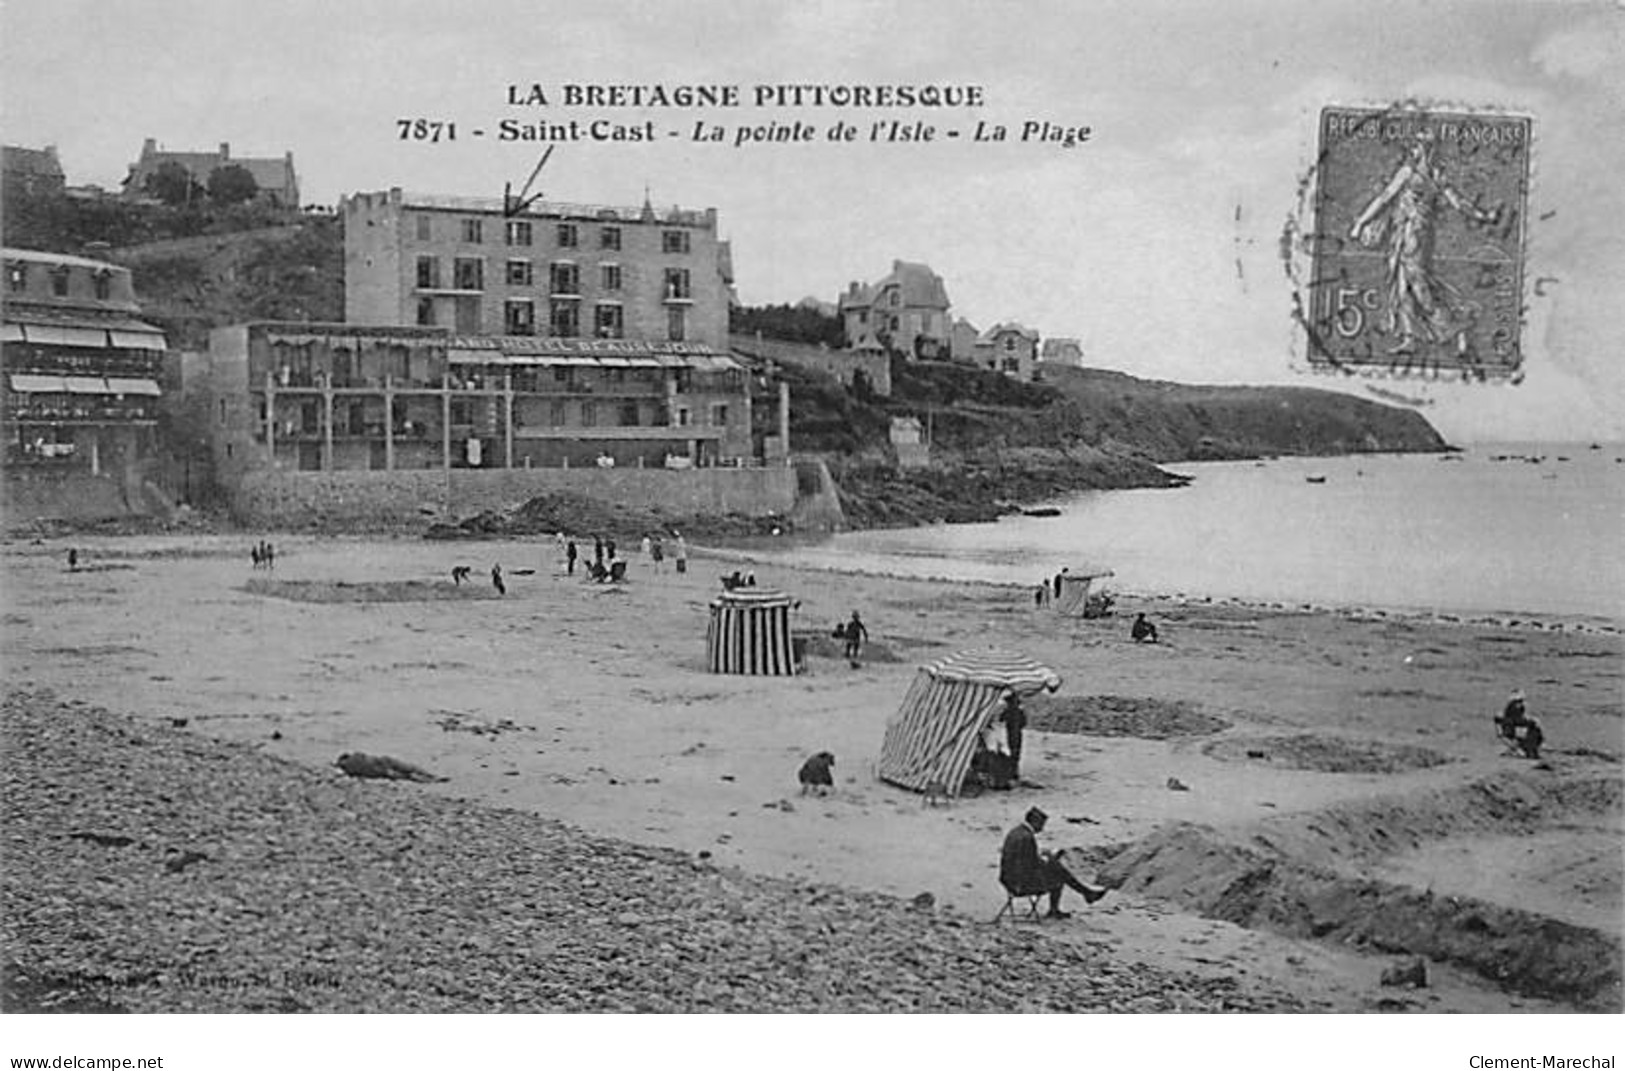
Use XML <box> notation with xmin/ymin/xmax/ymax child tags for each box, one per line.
<box><xmin>1054</xmin><ymin>568</ymin><xmax>1114</xmax><ymax>617</ymax></box>
<box><xmin>705</xmin><ymin>588</ymin><xmax>797</xmax><ymax>676</ymax></box>
<box><xmin>877</xmin><ymin>648</ymin><xmax>1061</xmax><ymax>795</ymax></box>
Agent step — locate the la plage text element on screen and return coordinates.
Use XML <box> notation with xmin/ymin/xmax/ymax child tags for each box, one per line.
<box><xmin>1469</xmin><ymin>1058</ymin><xmax>1615</xmax><ymax>1068</ymax></box>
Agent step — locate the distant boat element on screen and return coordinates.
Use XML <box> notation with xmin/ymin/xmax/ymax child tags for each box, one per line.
<box><xmin>1022</xmin><ymin>507</ymin><xmax>1062</xmax><ymax>517</ymax></box>
<box><xmin>1305</xmin><ymin>475</ymin><xmax>1327</xmax><ymax>484</ymax></box>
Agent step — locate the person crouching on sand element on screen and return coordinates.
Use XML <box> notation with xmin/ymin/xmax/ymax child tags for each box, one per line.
<box><xmin>999</xmin><ymin>807</ymin><xmax>1107</xmax><ymax>919</ymax></box>
<box><xmin>1131</xmin><ymin>613</ymin><xmax>1159</xmax><ymax>643</ymax></box>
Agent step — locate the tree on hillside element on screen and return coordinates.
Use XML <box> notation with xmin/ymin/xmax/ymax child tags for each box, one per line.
<box><xmin>206</xmin><ymin>165</ymin><xmax>259</xmax><ymax>206</ymax></box>
<box><xmin>145</xmin><ymin>162</ymin><xmax>201</xmax><ymax>206</ymax></box>
<box><xmin>730</xmin><ymin>303</ymin><xmax>844</xmax><ymax>348</ymax></box>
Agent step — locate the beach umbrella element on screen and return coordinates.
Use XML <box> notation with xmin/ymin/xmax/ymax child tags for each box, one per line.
<box><xmin>877</xmin><ymin>647</ymin><xmax>1061</xmax><ymax>795</ymax></box>
<box><xmin>705</xmin><ymin>588</ymin><xmax>797</xmax><ymax>676</ymax></box>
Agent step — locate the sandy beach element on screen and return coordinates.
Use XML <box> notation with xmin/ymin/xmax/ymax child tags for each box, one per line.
<box><xmin>2</xmin><ymin>531</ymin><xmax>1620</xmax><ymax>1013</ymax></box>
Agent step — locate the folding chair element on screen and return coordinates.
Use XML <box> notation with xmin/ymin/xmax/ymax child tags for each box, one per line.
<box><xmin>992</xmin><ymin>884</ymin><xmax>1044</xmax><ymax>924</ymax></box>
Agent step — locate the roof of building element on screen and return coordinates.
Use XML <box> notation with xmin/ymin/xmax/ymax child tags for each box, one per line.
<box><xmin>365</xmin><ymin>190</ymin><xmax>714</xmax><ymax>227</ymax></box>
<box><xmin>2</xmin><ymin>246</ymin><xmax>126</xmax><ymax>272</ymax></box>
<box><xmin>977</xmin><ymin>322</ymin><xmax>1040</xmax><ymax>343</ymax></box>
<box><xmin>124</xmin><ymin>142</ymin><xmax>295</xmax><ymax>193</ymax></box>
<box><xmin>3</xmin><ymin>145</ymin><xmax>64</xmax><ymax>178</ymax></box>
<box><xmin>840</xmin><ymin>259</ymin><xmax>951</xmax><ymax>312</ymax></box>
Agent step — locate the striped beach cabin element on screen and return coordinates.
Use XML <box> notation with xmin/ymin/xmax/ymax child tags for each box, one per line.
<box><xmin>705</xmin><ymin>588</ymin><xmax>797</xmax><ymax>676</ymax></box>
<box><xmin>877</xmin><ymin>648</ymin><xmax>1061</xmax><ymax>796</ymax></box>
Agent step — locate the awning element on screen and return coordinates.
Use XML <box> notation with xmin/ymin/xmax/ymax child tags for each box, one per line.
<box><xmin>8</xmin><ymin>373</ymin><xmax>68</xmax><ymax>393</ymax></box>
<box><xmin>108</xmin><ymin>330</ymin><xmax>168</xmax><ymax>350</ymax></box>
<box><xmin>1</xmin><ymin>323</ymin><xmax>24</xmax><ymax>343</ymax></box>
<box><xmin>105</xmin><ymin>377</ymin><xmax>161</xmax><ymax>396</ymax></box>
<box><xmin>19</xmin><ymin>325</ymin><xmax>74</xmax><ymax>346</ymax></box>
<box><xmin>61</xmin><ymin>327</ymin><xmax>112</xmax><ymax>348</ymax></box>
<box><xmin>62</xmin><ymin>376</ymin><xmax>114</xmax><ymax>394</ymax></box>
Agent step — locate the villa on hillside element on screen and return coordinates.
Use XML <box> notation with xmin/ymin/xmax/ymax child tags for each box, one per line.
<box><xmin>1040</xmin><ymin>337</ymin><xmax>1084</xmax><ymax>368</ymax></box>
<box><xmin>123</xmin><ymin>138</ymin><xmax>300</xmax><ymax>207</ymax></box>
<box><xmin>2</xmin><ymin>145</ymin><xmax>66</xmax><ymax>200</ymax></box>
<box><xmin>974</xmin><ymin>322</ymin><xmax>1042</xmax><ymax>381</ymax></box>
<box><xmin>837</xmin><ymin>260</ymin><xmax>952</xmax><ymax>360</ymax></box>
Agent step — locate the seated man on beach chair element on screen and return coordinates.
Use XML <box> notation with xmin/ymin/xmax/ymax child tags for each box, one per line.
<box><xmin>998</xmin><ymin>807</ymin><xmax>1107</xmax><ymax>920</ymax></box>
<box><xmin>1495</xmin><ymin>689</ymin><xmax>1544</xmax><ymax>758</ymax></box>
<box><xmin>608</xmin><ymin>559</ymin><xmax>628</xmax><ymax>583</ymax></box>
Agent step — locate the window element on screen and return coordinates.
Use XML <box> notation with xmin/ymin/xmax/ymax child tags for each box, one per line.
<box><xmin>92</xmin><ymin>271</ymin><xmax>111</xmax><ymax>300</ymax></box>
<box><xmin>5</xmin><ymin>262</ymin><xmax>24</xmax><ymax>292</ymax></box>
<box><xmin>416</xmin><ymin>256</ymin><xmax>440</xmax><ymax>289</ymax></box>
<box><xmin>600</xmin><ymin>264</ymin><xmax>621</xmax><ymax>291</ymax></box>
<box><xmin>619</xmin><ymin>401</ymin><xmax>640</xmax><ymax>426</ymax></box>
<box><xmin>662</xmin><ymin>229</ymin><xmax>690</xmax><ymax>254</ymax></box>
<box><xmin>581</xmin><ymin>402</ymin><xmax>596</xmax><ymax>427</ymax></box>
<box><xmin>219</xmin><ymin>398</ymin><xmax>227</xmax><ymax>424</ymax></box>
<box><xmin>557</xmin><ymin>223</ymin><xmax>578</xmax><ymax>248</ymax></box>
<box><xmin>889</xmin><ymin>316</ymin><xmax>900</xmax><ymax>332</ymax></box>
<box><xmin>667</xmin><ymin>306</ymin><xmax>686</xmax><ymax>342</ymax></box>
<box><xmin>506</xmin><ymin>220</ymin><xmax>532</xmax><ymax>246</ymax></box>
<box><xmin>453</xmin><ymin>258</ymin><xmax>483</xmax><ymax>290</ymax></box>
<box><xmin>505</xmin><ymin>300</ymin><xmax>535</xmax><ymax>335</ymax></box>
<box><xmin>552</xmin><ymin>367</ymin><xmax>572</xmax><ymax>384</ymax></box>
<box><xmin>1004</xmin><ymin>336</ymin><xmax>1016</xmax><ymax>351</ymax></box>
<box><xmin>594</xmin><ymin>304</ymin><xmax>623</xmax><ymax>339</ymax></box>
<box><xmin>600</xmin><ymin>226</ymin><xmax>621</xmax><ymax>251</ymax></box>
<box><xmin>550</xmin><ymin>301</ymin><xmax>579</xmax><ymax>338</ymax></box>
<box><xmin>416</xmin><ymin>298</ymin><xmax>435</xmax><ymax>326</ymax></box>
<box><xmin>889</xmin><ymin>289</ymin><xmax>901</xmax><ymax>307</ymax></box>
<box><xmin>549</xmin><ymin>262</ymin><xmax>580</xmax><ymax>295</ymax></box>
<box><xmin>550</xmin><ymin>400</ymin><xmax>566</xmax><ymax>424</ymax></box>
<box><xmin>506</xmin><ymin>259</ymin><xmax>532</xmax><ymax>286</ymax></box>
<box><xmin>857</xmin><ymin>310</ymin><xmax>868</xmax><ymax>324</ymax></box>
<box><xmin>462</xmin><ymin>218</ymin><xmax>483</xmax><ymax>243</ymax></box>
<box><xmin>676</xmin><ymin>407</ymin><xmax>691</xmax><ymax>427</ymax></box>
<box><xmin>664</xmin><ymin>268</ymin><xmax>691</xmax><ymax>300</ymax></box>
<box><xmin>50</xmin><ymin>266</ymin><xmax>69</xmax><ymax>297</ymax></box>
<box><xmin>711</xmin><ymin>403</ymin><xmax>729</xmax><ymax>427</ymax></box>
<box><xmin>416</xmin><ymin>214</ymin><xmax>432</xmax><ymax>241</ymax></box>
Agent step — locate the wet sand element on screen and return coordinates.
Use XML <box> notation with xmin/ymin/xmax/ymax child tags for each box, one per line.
<box><xmin>2</xmin><ymin>531</ymin><xmax>1620</xmax><ymax>1011</ymax></box>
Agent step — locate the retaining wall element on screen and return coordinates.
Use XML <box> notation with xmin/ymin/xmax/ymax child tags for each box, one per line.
<box><xmin>227</xmin><ymin>465</ymin><xmax>798</xmax><ymax>527</ymax></box>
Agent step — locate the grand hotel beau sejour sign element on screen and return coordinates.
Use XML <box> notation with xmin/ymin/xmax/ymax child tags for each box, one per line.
<box><xmin>1308</xmin><ymin>107</ymin><xmax>1532</xmax><ymax>382</ymax></box>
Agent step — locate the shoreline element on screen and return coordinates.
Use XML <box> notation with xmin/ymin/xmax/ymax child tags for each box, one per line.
<box><xmin>687</xmin><ymin>543</ymin><xmax>1625</xmax><ymax>637</ymax></box>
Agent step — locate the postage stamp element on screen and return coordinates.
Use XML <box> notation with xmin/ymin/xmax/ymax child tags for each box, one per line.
<box><xmin>1306</xmin><ymin>106</ymin><xmax>1532</xmax><ymax>380</ymax></box>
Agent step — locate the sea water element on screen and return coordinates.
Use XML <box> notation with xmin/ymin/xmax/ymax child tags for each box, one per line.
<box><xmin>756</xmin><ymin>443</ymin><xmax>1625</xmax><ymax>621</ymax></box>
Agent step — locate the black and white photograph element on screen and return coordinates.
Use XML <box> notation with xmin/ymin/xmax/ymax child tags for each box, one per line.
<box><xmin>2</xmin><ymin>0</ymin><xmax>1620</xmax><ymax>1065</ymax></box>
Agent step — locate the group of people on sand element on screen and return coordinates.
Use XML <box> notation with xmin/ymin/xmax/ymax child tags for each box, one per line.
<box><xmin>249</xmin><ymin>540</ymin><xmax>276</xmax><ymax>570</ymax></box>
<box><xmin>1495</xmin><ymin>688</ymin><xmax>1544</xmax><ymax>759</ymax></box>
<box><xmin>555</xmin><ymin>530</ymin><xmax>687</xmax><ymax>582</ymax></box>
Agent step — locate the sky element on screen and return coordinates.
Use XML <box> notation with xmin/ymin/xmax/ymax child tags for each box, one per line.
<box><xmin>3</xmin><ymin>0</ymin><xmax>1622</xmax><ymax>442</ymax></box>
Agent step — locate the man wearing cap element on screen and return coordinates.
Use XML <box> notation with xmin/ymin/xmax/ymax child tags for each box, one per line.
<box><xmin>1000</xmin><ymin>806</ymin><xmax>1108</xmax><ymax>919</ymax></box>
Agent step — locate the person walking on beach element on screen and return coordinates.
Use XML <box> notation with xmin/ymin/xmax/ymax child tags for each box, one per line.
<box><xmin>640</xmin><ymin>535</ymin><xmax>652</xmax><ymax>559</ymax></box>
<box><xmin>674</xmin><ymin>533</ymin><xmax>688</xmax><ymax>575</ymax></box>
<box><xmin>606</xmin><ymin>538</ymin><xmax>617</xmax><ymax>563</ymax></box>
<box><xmin>67</xmin><ymin>548</ymin><xmax>79</xmax><ymax>571</ymax></box>
<box><xmin>565</xmin><ymin>540</ymin><xmax>578</xmax><ymax>575</ymax></box>
<box><xmin>491</xmin><ymin>563</ymin><xmax>506</xmax><ymax>596</ymax></box>
<box><xmin>1000</xmin><ymin>807</ymin><xmax>1107</xmax><ymax>920</ymax></box>
<box><xmin>593</xmin><ymin>536</ymin><xmax>605</xmax><ymax>571</ymax></box>
<box><xmin>651</xmin><ymin>536</ymin><xmax>665</xmax><ymax>573</ymax></box>
<box><xmin>1052</xmin><ymin>568</ymin><xmax>1068</xmax><ymax>600</ymax></box>
<box><xmin>264</xmin><ymin>542</ymin><xmax>276</xmax><ymax>570</ymax></box>
<box><xmin>842</xmin><ymin>610</ymin><xmax>869</xmax><ymax>661</ymax></box>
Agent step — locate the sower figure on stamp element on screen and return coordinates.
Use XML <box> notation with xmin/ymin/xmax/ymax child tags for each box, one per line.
<box><xmin>1350</xmin><ymin>135</ymin><xmax>1502</xmax><ymax>358</ymax></box>
<box><xmin>999</xmin><ymin>807</ymin><xmax>1107</xmax><ymax>920</ymax></box>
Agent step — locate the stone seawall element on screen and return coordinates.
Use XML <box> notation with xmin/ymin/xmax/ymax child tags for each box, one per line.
<box><xmin>227</xmin><ymin>466</ymin><xmax>798</xmax><ymax>527</ymax></box>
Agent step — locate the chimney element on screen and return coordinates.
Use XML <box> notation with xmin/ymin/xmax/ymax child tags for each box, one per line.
<box><xmin>142</xmin><ymin>138</ymin><xmax>156</xmax><ymax>156</ymax></box>
<box><xmin>219</xmin><ymin>142</ymin><xmax>230</xmax><ymax>159</ymax></box>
